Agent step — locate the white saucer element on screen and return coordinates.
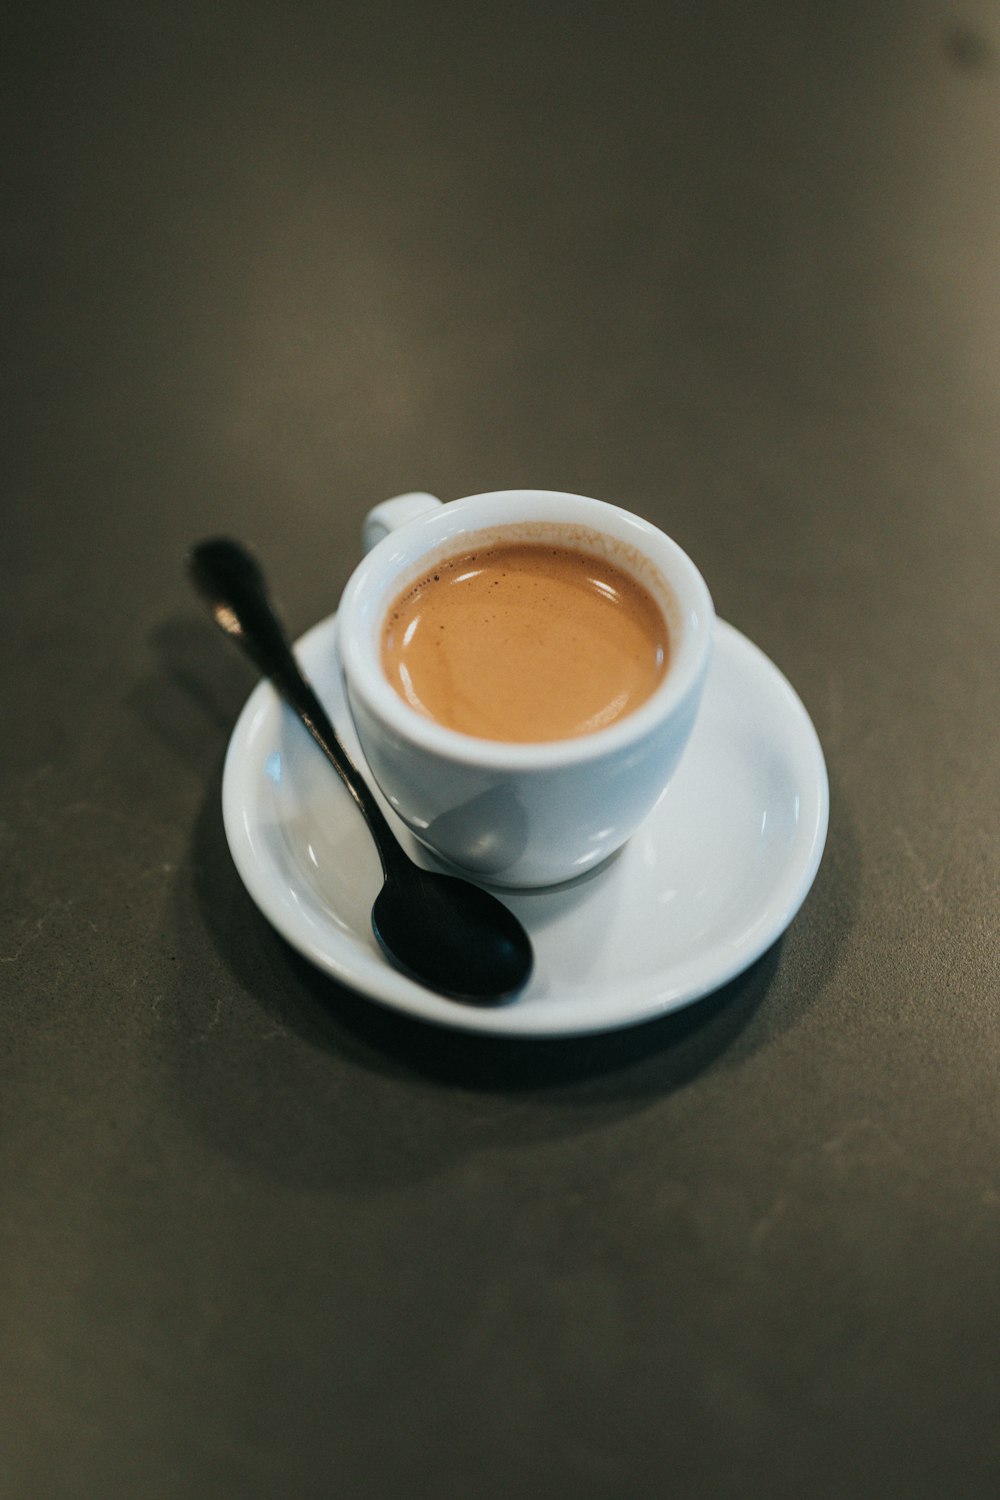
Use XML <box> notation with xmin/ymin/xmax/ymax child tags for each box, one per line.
<box><xmin>221</xmin><ymin>617</ymin><xmax>828</xmax><ymax>1037</ymax></box>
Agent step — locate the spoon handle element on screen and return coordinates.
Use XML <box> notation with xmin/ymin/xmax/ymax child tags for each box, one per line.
<box><xmin>188</xmin><ymin>537</ymin><xmax>404</xmax><ymax>878</ymax></box>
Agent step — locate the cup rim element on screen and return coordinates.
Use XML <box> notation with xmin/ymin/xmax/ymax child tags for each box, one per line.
<box><xmin>337</xmin><ymin>490</ymin><xmax>715</xmax><ymax>771</ymax></box>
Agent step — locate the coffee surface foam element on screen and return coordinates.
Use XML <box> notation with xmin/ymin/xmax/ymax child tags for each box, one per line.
<box><xmin>380</xmin><ymin>541</ymin><xmax>669</xmax><ymax>742</ymax></box>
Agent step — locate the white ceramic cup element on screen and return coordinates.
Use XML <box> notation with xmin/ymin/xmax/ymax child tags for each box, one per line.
<box><xmin>337</xmin><ymin>489</ymin><xmax>714</xmax><ymax>888</ymax></box>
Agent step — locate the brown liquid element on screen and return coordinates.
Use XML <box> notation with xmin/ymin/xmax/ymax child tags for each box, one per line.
<box><xmin>380</xmin><ymin>541</ymin><xmax>670</xmax><ymax>742</ymax></box>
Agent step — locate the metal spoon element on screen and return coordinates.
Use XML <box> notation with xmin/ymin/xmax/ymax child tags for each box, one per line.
<box><xmin>188</xmin><ymin>537</ymin><xmax>533</xmax><ymax>1004</ymax></box>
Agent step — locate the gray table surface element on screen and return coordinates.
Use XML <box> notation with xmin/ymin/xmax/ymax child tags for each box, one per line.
<box><xmin>3</xmin><ymin>2</ymin><xmax>998</xmax><ymax>1496</ymax></box>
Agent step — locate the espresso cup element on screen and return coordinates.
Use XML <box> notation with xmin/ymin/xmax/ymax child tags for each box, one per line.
<box><xmin>337</xmin><ymin>489</ymin><xmax>714</xmax><ymax>888</ymax></box>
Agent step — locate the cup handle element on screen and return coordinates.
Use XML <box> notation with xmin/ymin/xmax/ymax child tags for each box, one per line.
<box><xmin>362</xmin><ymin>492</ymin><xmax>442</xmax><ymax>555</ymax></box>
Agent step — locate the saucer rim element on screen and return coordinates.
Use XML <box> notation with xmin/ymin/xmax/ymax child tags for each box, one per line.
<box><xmin>221</xmin><ymin>616</ymin><xmax>829</xmax><ymax>1037</ymax></box>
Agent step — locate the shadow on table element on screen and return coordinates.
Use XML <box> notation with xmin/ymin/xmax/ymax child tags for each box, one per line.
<box><xmin>284</xmin><ymin>925</ymin><xmax>782</xmax><ymax>1094</ymax></box>
<box><xmin>179</xmin><ymin>756</ymin><xmax>853</xmax><ymax>1099</ymax></box>
<box><xmin>149</xmin><ymin>620</ymin><xmax>856</xmax><ymax>1186</ymax></box>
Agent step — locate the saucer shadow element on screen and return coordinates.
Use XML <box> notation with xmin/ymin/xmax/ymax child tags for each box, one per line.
<box><xmin>158</xmin><ymin>757</ymin><xmax>855</xmax><ymax>1194</ymax></box>
<box><xmin>292</xmin><ymin>926</ymin><xmax>783</xmax><ymax>1094</ymax></box>
<box><xmin>150</xmin><ymin>616</ymin><xmax>857</xmax><ymax>1188</ymax></box>
<box><xmin>186</xmin><ymin>762</ymin><xmax>784</xmax><ymax>1099</ymax></box>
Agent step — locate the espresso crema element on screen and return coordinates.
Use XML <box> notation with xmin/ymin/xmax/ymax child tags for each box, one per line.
<box><xmin>380</xmin><ymin>540</ymin><xmax>670</xmax><ymax>742</ymax></box>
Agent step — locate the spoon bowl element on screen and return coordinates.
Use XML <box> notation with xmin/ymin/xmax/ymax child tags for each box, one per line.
<box><xmin>372</xmin><ymin>867</ymin><xmax>531</xmax><ymax>1000</ymax></box>
<box><xmin>189</xmin><ymin>537</ymin><xmax>533</xmax><ymax>1004</ymax></box>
